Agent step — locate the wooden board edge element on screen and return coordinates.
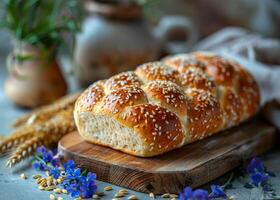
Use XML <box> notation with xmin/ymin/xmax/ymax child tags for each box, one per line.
<box><xmin>58</xmin><ymin>126</ymin><xmax>277</xmax><ymax>194</ymax></box>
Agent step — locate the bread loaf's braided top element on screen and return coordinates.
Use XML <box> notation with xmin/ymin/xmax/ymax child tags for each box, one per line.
<box><xmin>75</xmin><ymin>52</ymin><xmax>260</xmax><ymax>156</ymax></box>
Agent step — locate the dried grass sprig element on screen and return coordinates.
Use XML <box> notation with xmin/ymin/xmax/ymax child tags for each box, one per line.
<box><xmin>6</xmin><ymin>132</ymin><xmax>49</xmax><ymax>167</ymax></box>
<box><xmin>12</xmin><ymin>92</ymin><xmax>80</xmax><ymax>128</ymax></box>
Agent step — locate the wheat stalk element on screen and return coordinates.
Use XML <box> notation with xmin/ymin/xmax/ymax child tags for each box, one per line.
<box><xmin>12</xmin><ymin>92</ymin><xmax>80</xmax><ymax>128</ymax></box>
<box><xmin>37</xmin><ymin>108</ymin><xmax>76</xmax><ymax>141</ymax></box>
<box><xmin>3</xmin><ymin>95</ymin><xmax>78</xmax><ymax>167</ymax></box>
<box><xmin>6</xmin><ymin>132</ymin><xmax>49</xmax><ymax>167</ymax></box>
<box><xmin>0</xmin><ymin>127</ymin><xmax>35</xmax><ymax>154</ymax></box>
<box><xmin>5</xmin><ymin>107</ymin><xmax>76</xmax><ymax>167</ymax></box>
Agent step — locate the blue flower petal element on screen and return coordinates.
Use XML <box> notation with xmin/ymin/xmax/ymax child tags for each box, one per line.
<box><xmin>183</xmin><ymin>187</ymin><xmax>193</xmax><ymax>199</ymax></box>
<box><xmin>250</xmin><ymin>172</ymin><xmax>268</xmax><ymax>187</ymax></box>
<box><xmin>247</xmin><ymin>157</ymin><xmax>265</xmax><ymax>174</ymax></box>
<box><xmin>36</xmin><ymin>146</ymin><xmax>47</xmax><ymax>154</ymax></box>
<box><xmin>193</xmin><ymin>189</ymin><xmax>209</xmax><ymax>200</ymax></box>
<box><xmin>32</xmin><ymin>161</ymin><xmax>48</xmax><ymax>171</ymax></box>
<box><xmin>64</xmin><ymin>160</ymin><xmax>76</xmax><ymax>172</ymax></box>
<box><xmin>210</xmin><ymin>185</ymin><xmax>227</xmax><ymax>198</ymax></box>
<box><xmin>50</xmin><ymin>167</ymin><xmax>61</xmax><ymax>179</ymax></box>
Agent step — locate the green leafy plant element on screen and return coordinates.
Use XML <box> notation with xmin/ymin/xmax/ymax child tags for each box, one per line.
<box><xmin>0</xmin><ymin>0</ymin><xmax>83</xmax><ymax>52</ymax></box>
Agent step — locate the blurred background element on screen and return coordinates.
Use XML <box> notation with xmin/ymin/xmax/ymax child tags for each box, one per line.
<box><xmin>0</xmin><ymin>0</ymin><xmax>279</xmax><ymax>108</ymax></box>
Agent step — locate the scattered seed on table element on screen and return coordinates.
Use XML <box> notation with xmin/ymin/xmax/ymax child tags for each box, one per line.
<box><xmin>119</xmin><ymin>189</ymin><xmax>128</xmax><ymax>194</ymax></box>
<box><xmin>62</xmin><ymin>189</ymin><xmax>68</xmax><ymax>194</ymax></box>
<box><xmin>39</xmin><ymin>179</ymin><xmax>47</xmax><ymax>187</ymax></box>
<box><xmin>95</xmin><ymin>191</ymin><xmax>105</xmax><ymax>196</ymax></box>
<box><xmin>115</xmin><ymin>192</ymin><xmax>125</xmax><ymax>198</ymax></box>
<box><xmin>170</xmin><ymin>194</ymin><xmax>178</xmax><ymax>198</ymax></box>
<box><xmin>59</xmin><ymin>166</ymin><xmax>64</xmax><ymax>171</ymax></box>
<box><xmin>170</xmin><ymin>198</ymin><xmax>177</xmax><ymax>200</ymax></box>
<box><xmin>33</xmin><ymin>175</ymin><xmax>42</xmax><ymax>179</ymax></box>
<box><xmin>57</xmin><ymin>197</ymin><xmax>63</xmax><ymax>200</ymax></box>
<box><xmin>128</xmin><ymin>195</ymin><xmax>138</xmax><ymax>200</ymax></box>
<box><xmin>149</xmin><ymin>193</ymin><xmax>155</xmax><ymax>199</ymax></box>
<box><xmin>104</xmin><ymin>186</ymin><xmax>113</xmax><ymax>191</ymax></box>
<box><xmin>57</xmin><ymin>178</ymin><xmax>62</xmax><ymax>184</ymax></box>
<box><xmin>38</xmin><ymin>185</ymin><xmax>45</xmax><ymax>190</ymax></box>
<box><xmin>36</xmin><ymin>177</ymin><xmax>43</xmax><ymax>184</ymax></box>
<box><xmin>45</xmin><ymin>186</ymin><xmax>56</xmax><ymax>191</ymax></box>
<box><xmin>92</xmin><ymin>194</ymin><xmax>99</xmax><ymax>199</ymax></box>
<box><xmin>49</xmin><ymin>194</ymin><xmax>56</xmax><ymax>200</ymax></box>
<box><xmin>20</xmin><ymin>173</ymin><xmax>27</xmax><ymax>180</ymax></box>
<box><xmin>161</xmin><ymin>193</ymin><xmax>170</xmax><ymax>198</ymax></box>
<box><xmin>54</xmin><ymin>188</ymin><xmax>62</xmax><ymax>194</ymax></box>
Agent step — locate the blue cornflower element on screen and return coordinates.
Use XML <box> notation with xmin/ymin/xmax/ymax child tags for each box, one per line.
<box><xmin>42</xmin><ymin>150</ymin><xmax>54</xmax><ymax>163</ymax></box>
<box><xmin>50</xmin><ymin>167</ymin><xmax>61</xmax><ymax>179</ymax></box>
<box><xmin>193</xmin><ymin>189</ymin><xmax>209</xmax><ymax>200</ymax></box>
<box><xmin>33</xmin><ymin>146</ymin><xmax>61</xmax><ymax>171</ymax></box>
<box><xmin>247</xmin><ymin>157</ymin><xmax>269</xmax><ymax>187</ymax></box>
<box><xmin>79</xmin><ymin>172</ymin><xmax>97</xmax><ymax>198</ymax></box>
<box><xmin>64</xmin><ymin>160</ymin><xmax>76</xmax><ymax>172</ymax></box>
<box><xmin>66</xmin><ymin>168</ymin><xmax>81</xmax><ymax>180</ymax></box>
<box><xmin>210</xmin><ymin>185</ymin><xmax>227</xmax><ymax>198</ymax></box>
<box><xmin>179</xmin><ymin>187</ymin><xmax>209</xmax><ymax>200</ymax></box>
<box><xmin>66</xmin><ymin>183</ymin><xmax>81</xmax><ymax>198</ymax></box>
<box><xmin>250</xmin><ymin>172</ymin><xmax>268</xmax><ymax>187</ymax></box>
<box><xmin>32</xmin><ymin>160</ymin><xmax>48</xmax><ymax>171</ymax></box>
<box><xmin>36</xmin><ymin>146</ymin><xmax>47</xmax><ymax>154</ymax></box>
<box><xmin>33</xmin><ymin>147</ymin><xmax>99</xmax><ymax>198</ymax></box>
<box><xmin>247</xmin><ymin>157</ymin><xmax>265</xmax><ymax>174</ymax></box>
<box><xmin>51</xmin><ymin>157</ymin><xmax>59</xmax><ymax>167</ymax></box>
<box><xmin>36</xmin><ymin>146</ymin><xmax>56</xmax><ymax>163</ymax></box>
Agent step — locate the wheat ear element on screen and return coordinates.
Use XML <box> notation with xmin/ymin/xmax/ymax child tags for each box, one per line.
<box><xmin>5</xmin><ymin>107</ymin><xmax>76</xmax><ymax>167</ymax></box>
<box><xmin>38</xmin><ymin>108</ymin><xmax>76</xmax><ymax>142</ymax></box>
<box><xmin>12</xmin><ymin>92</ymin><xmax>80</xmax><ymax>128</ymax></box>
<box><xmin>0</xmin><ymin>127</ymin><xmax>35</xmax><ymax>154</ymax></box>
<box><xmin>6</xmin><ymin>133</ymin><xmax>49</xmax><ymax>167</ymax></box>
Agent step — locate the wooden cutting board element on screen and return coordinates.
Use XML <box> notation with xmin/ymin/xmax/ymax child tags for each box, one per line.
<box><xmin>58</xmin><ymin>119</ymin><xmax>277</xmax><ymax>194</ymax></box>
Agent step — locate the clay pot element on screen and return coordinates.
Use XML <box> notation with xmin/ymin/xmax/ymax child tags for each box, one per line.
<box><xmin>74</xmin><ymin>0</ymin><xmax>197</xmax><ymax>86</ymax></box>
<box><xmin>4</xmin><ymin>43</ymin><xmax>67</xmax><ymax>108</ymax></box>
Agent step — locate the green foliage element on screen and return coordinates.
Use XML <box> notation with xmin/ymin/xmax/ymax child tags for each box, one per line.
<box><xmin>0</xmin><ymin>0</ymin><xmax>83</xmax><ymax>50</ymax></box>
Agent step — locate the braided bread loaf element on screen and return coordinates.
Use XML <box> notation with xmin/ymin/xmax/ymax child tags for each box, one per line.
<box><xmin>74</xmin><ymin>52</ymin><xmax>260</xmax><ymax>157</ymax></box>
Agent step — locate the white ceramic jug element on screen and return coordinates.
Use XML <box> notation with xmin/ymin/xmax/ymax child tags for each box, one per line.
<box><xmin>74</xmin><ymin>1</ymin><xmax>197</xmax><ymax>86</ymax></box>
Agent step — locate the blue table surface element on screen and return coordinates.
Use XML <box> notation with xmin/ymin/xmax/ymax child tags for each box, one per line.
<box><xmin>0</xmin><ymin>43</ymin><xmax>280</xmax><ymax>200</ymax></box>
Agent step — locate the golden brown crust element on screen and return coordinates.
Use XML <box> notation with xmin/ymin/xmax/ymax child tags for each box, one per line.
<box><xmin>75</xmin><ymin>81</ymin><xmax>105</xmax><ymax>112</ymax></box>
<box><xmin>135</xmin><ymin>62</ymin><xmax>180</xmax><ymax>85</ymax></box>
<box><xmin>194</xmin><ymin>53</ymin><xmax>239</xmax><ymax>87</ymax></box>
<box><xmin>237</xmin><ymin>68</ymin><xmax>260</xmax><ymax>118</ymax></box>
<box><xmin>220</xmin><ymin>87</ymin><xmax>243</xmax><ymax>127</ymax></box>
<box><xmin>119</xmin><ymin>104</ymin><xmax>185</xmax><ymax>156</ymax></box>
<box><xmin>74</xmin><ymin>52</ymin><xmax>260</xmax><ymax>157</ymax></box>
<box><xmin>162</xmin><ymin>54</ymin><xmax>205</xmax><ymax>72</ymax></box>
<box><xmin>179</xmin><ymin>67</ymin><xmax>216</xmax><ymax>94</ymax></box>
<box><xmin>186</xmin><ymin>89</ymin><xmax>224</xmax><ymax>142</ymax></box>
<box><xmin>143</xmin><ymin>80</ymin><xmax>187</xmax><ymax>119</ymax></box>
<box><xmin>99</xmin><ymin>86</ymin><xmax>148</xmax><ymax>116</ymax></box>
<box><xmin>104</xmin><ymin>71</ymin><xmax>142</xmax><ymax>92</ymax></box>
